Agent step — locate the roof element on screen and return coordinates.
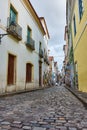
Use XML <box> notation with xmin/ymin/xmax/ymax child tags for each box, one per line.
<box><xmin>40</xmin><ymin>17</ymin><xmax>50</xmax><ymax>39</ymax></box>
<box><xmin>49</xmin><ymin>56</ymin><xmax>54</xmax><ymax>61</ymax></box>
<box><xmin>23</xmin><ymin>0</ymin><xmax>46</xmax><ymax>36</ymax></box>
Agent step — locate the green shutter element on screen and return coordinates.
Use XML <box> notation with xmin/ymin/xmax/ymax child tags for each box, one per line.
<box><xmin>27</xmin><ymin>28</ymin><xmax>31</xmax><ymax>42</ymax></box>
<box><xmin>27</xmin><ymin>28</ymin><xmax>31</xmax><ymax>37</ymax></box>
<box><xmin>10</xmin><ymin>7</ymin><xmax>17</xmax><ymax>23</ymax></box>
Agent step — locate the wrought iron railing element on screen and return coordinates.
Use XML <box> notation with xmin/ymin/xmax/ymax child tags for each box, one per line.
<box><xmin>7</xmin><ymin>17</ymin><xmax>22</xmax><ymax>40</ymax></box>
<box><xmin>26</xmin><ymin>36</ymin><xmax>35</xmax><ymax>50</ymax></box>
<box><xmin>44</xmin><ymin>55</ymin><xmax>47</xmax><ymax>62</ymax></box>
<box><xmin>39</xmin><ymin>48</ymin><xmax>43</xmax><ymax>58</ymax></box>
<box><xmin>44</xmin><ymin>55</ymin><xmax>49</xmax><ymax>65</ymax></box>
<box><xmin>46</xmin><ymin>58</ymin><xmax>50</xmax><ymax>65</ymax></box>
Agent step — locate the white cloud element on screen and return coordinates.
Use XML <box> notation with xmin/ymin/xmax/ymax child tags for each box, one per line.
<box><xmin>30</xmin><ymin>0</ymin><xmax>66</xmax><ymax>71</ymax></box>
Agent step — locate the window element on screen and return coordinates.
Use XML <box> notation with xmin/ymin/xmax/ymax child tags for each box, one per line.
<box><xmin>27</xmin><ymin>27</ymin><xmax>31</xmax><ymax>42</ymax></box>
<box><xmin>78</xmin><ymin>0</ymin><xmax>83</xmax><ymax>20</ymax></box>
<box><xmin>26</xmin><ymin>63</ymin><xmax>32</xmax><ymax>83</ymax></box>
<box><xmin>73</xmin><ymin>15</ymin><xmax>76</xmax><ymax>36</ymax></box>
<box><xmin>10</xmin><ymin>6</ymin><xmax>17</xmax><ymax>23</ymax></box>
<box><xmin>39</xmin><ymin>42</ymin><xmax>42</xmax><ymax>49</ymax></box>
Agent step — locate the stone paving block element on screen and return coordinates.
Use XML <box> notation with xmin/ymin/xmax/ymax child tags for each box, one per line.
<box><xmin>81</xmin><ymin>121</ymin><xmax>87</xmax><ymax>127</ymax></box>
<box><xmin>50</xmin><ymin>117</ymin><xmax>57</xmax><ymax>120</ymax></box>
<box><xmin>0</xmin><ymin>86</ymin><xmax>87</xmax><ymax>130</ymax></box>
<box><xmin>41</xmin><ymin>124</ymin><xmax>53</xmax><ymax>129</ymax></box>
<box><xmin>0</xmin><ymin>119</ymin><xmax>4</xmax><ymax>122</ymax></box>
<box><xmin>43</xmin><ymin>119</ymin><xmax>55</xmax><ymax>123</ymax></box>
<box><xmin>22</xmin><ymin>126</ymin><xmax>31</xmax><ymax>129</ymax></box>
<box><xmin>10</xmin><ymin>128</ymin><xmax>22</xmax><ymax>130</ymax></box>
<box><xmin>13</xmin><ymin>121</ymin><xmax>22</xmax><ymax>124</ymax></box>
<box><xmin>31</xmin><ymin>123</ymin><xmax>40</xmax><ymax>127</ymax></box>
<box><xmin>33</xmin><ymin>127</ymin><xmax>46</xmax><ymax>130</ymax></box>
<box><xmin>55</xmin><ymin>126</ymin><xmax>67</xmax><ymax>130</ymax></box>
<box><xmin>64</xmin><ymin>123</ymin><xmax>76</xmax><ymax>127</ymax></box>
<box><xmin>38</xmin><ymin>122</ymin><xmax>48</xmax><ymax>125</ymax></box>
<box><xmin>23</xmin><ymin>123</ymin><xmax>30</xmax><ymax>126</ymax></box>
<box><xmin>49</xmin><ymin>128</ymin><xmax>58</xmax><ymax>130</ymax></box>
<box><xmin>2</xmin><ymin>125</ymin><xmax>11</xmax><ymax>129</ymax></box>
<box><xmin>1</xmin><ymin>121</ymin><xmax>10</xmax><ymax>125</ymax></box>
<box><xmin>0</xmin><ymin>129</ymin><xmax>8</xmax><ymax>130</ymax></box>
<box><xmin>68</xmin><ymin>120</ymin><xmax>77</xmax><ymax>124</ymax></box>
<box><xmin>11</xmin><ymin>123</ymin><xmax>22</xmax><ymax>128</ymax></box>
<box><xmin>68</xmin><ymin>127</ymin><xmax>77</xmax><ymax>130</ymax></box>
<box><xmin>30</xmin><ymin>121</ymin><xmax>37</xmax><ymax>124</ymax></box>
<box><xmin>59</xmin><ymin>117</ymin><xmax>65</xmax><ymax>120</ymax></box>
<box><xmin>56</xmin><ymin>119</ymin><xmax>66</xmax><ymax>123</ymax></box>
<box><xmin>76</xmin><ymin>123</ymin><xmax>83</xmax><ymax>129</ymax></box>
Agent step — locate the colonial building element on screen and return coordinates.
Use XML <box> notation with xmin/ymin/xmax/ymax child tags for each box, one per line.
<box><xmin>49</xmin><ymin>56</ymin><xmax>54</xmax><ymax>73</ymax></box>
<box><xmin>64</xmin><ymin>1</ymin><xmax>75</xmax><ymax>87</ymax></box>
<box><xmin>49</xmin><ymin>56</ymin><xmax>58</xmax><ymax>84</ymax></box>
<box><xmin>63</xmin><ymin>43</ymin><xmax>68</xmax><ymax>66</ymax></box>
<box><xmin>66</xmin><ymin>0</ymin><xmax>87</xmax><ymax>92</ymax></box>
<box><xmin>0</xmin><ymin>0</ymin><xmax>49</xmax><ymax>94</ymax></box>
<box><xmin>54</xmin><ymin>62</ymin><xmax>58</xmax><ymax>83</ymax></box>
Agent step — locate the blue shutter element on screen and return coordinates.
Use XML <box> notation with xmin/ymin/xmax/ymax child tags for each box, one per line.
<box><xmin>79</xmin><ymin>0</ymin><xmax>83</xmax><ymax>20</ymax></box>
<box><xmin>73</xmin><ymin>15</ymin><xmax>76</xmax><ymax>36</ymax></box>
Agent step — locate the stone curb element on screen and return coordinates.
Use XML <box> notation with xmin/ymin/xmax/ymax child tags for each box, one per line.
<box><xmin>0</xmin><ymin>85</ymin><xmax>52</xmax><ymax>98</ymax></box>
<box><xmin>64</xmin><ymin>85</ymin><xmax>87</xmax><ymax>109</ymax></box>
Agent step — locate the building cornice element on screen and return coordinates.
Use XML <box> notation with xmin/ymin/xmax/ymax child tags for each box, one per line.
<box><xmin>40</xmin><ymin>17</ymin><xmax>50</xmax><ymax>39</ymax></box>
<box><xmin>22</xmin><ymin>0</ymin><xmax>46</xmax><ymax>36</ymax></box>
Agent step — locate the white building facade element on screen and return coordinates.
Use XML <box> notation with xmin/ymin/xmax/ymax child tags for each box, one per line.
<box><xmin>0</xmin><ymin>0</ymin><xmax>49</xmax><ymax>94</ymax></box>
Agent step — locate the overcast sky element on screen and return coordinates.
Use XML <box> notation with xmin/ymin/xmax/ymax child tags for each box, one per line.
<box><xmin>30</xmin><ymin>0</ymin><xmax>66</xmax><ymax>71</ymax></box>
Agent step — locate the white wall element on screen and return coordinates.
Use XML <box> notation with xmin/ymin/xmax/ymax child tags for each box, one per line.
<box><xmin>0</xmin><ymin>0</ymin><xmax>49</xmax><ymax>93</ymax></box>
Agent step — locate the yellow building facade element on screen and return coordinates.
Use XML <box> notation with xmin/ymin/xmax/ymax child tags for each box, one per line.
<box><xmin>71</xmin><ymin>0</ymin><xmax>87</xmax><ymax>92</ymax></box>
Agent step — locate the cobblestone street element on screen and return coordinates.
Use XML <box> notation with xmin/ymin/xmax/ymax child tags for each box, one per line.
<box><xmin>0</xmin><ymin>85</ymin><xmax>87</xmax><ymax>130</ymax></box>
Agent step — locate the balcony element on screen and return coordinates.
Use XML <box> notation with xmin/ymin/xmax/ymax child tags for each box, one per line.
<box><xmin>44</xmin><ymin>56</ymin><xmax>47</xmax><ymax>62</ymax></box>
<box><xmin>44</xmin><ymin>55</ymin><xmax>49</xmax><ymax>65</ymax></box>
<box><xmin>46</xmin><ymin>58</ymin><xmax>50</xmax><ymax>65</ymax></box>
<box><xmin>26</xmin><ymin>37</ymin><xmax>35</xmax><ymax>50</ymax></box>
<box><xmin>39</xmin><ymin>48</ymin><xmax>43</xmax><ymax>58</ymax></box>
<box><xmin>7</xmin><ymin>17</ymin><xmax>22</xmax><ymax>40</ymax></box>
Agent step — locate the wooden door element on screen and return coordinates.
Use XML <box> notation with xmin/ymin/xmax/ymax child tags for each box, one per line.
<box><xmin>26</xmin><ymin>63</ymin><xmax>32</xmax><ymax>83</ymax></box>
<box><xmin>7</xmin><ymin>54</ymin><xmax>16</xmax><ymax>85</ymax></box>
<box><xmin>39</xmin><ymin>63</ymin><xmax>42</xmax><ymax>86</ymax></box>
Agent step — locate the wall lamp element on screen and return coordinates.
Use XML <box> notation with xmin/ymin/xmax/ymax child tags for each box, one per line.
<box><xmin>0</xmin><ymin>33</ymin><xmax>9</xmax><ymax>44</ymax></box>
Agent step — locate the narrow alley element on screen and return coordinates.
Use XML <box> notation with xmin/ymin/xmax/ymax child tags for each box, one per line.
<box><xmin>1</xmin><ymin>0</ymin><xmax>87</xmax><ymax>129</ymax></box>
<box><xmin>0</xmin><ymin>85</ymin><xmax>87</xmax><ymax>130</ymax></box>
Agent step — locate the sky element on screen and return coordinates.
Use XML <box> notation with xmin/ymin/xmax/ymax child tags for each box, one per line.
<box><xmin>30</xmin><ymin>0</ymin><xmax>66</xmax><ymax>71</ymax></box>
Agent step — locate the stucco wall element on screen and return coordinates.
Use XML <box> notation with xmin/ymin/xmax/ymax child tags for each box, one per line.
<box><xmin>0</xmin><ymin>0</ymin><xmax>48</xmax><ymax>93</ymax></box>
<box><xmin>71</xmin><ymin>0</ymin><xmax>87</xmax><ymax>92</ymax></box>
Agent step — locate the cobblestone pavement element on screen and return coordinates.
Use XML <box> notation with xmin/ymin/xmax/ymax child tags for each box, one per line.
<box><xmin>0</xmin><ymin>85</ymin><xmax>87</xmax><ymax>130</ymax></box>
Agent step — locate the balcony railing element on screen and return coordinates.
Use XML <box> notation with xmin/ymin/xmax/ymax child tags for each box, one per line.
<box><xmin>44</xmin><ymin>56</ymin><xmax>47</xmax><ymax>62</ymax></box>
<box><xmin>26</xmin><ymin>36</ymin><xmax>35</xmax><ymax>50</ymax></box>
<box><xmin>39</xmin><ymin>48</ymin><xmax>43</xmax><ymax>58</ymax></box>
<box><xmin>44</xmin><ymin>55</ymin><xmax>49</xmax><ymax>65</ymax></box>
<box><xmin>46</xmin><ymin>58</ymin><xmax>50</xmax><ymax>65</ymax></box>
<box><xmin>7</xmin><ymin>17</ymin><xmax>22</xmax><ymax>40</ymax></box>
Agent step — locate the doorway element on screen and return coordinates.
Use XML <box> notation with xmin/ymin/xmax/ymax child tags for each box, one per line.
<box><xmin>39</xmin><ymin>62</ymin><xmax>42</xmax><ymax>87</ymax></box>
<box><xmin>7</xmin><ymin>54</ymin><xmax>16</xmax><ymax>85</ymax></box>
<box><xmin>26</xmin><ymin>63</ymin><xmax>32</xmax><ymax>83</ymax></box>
